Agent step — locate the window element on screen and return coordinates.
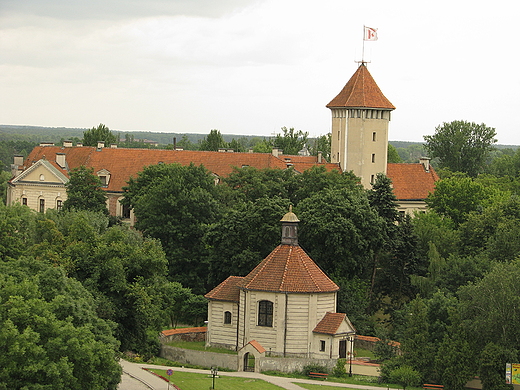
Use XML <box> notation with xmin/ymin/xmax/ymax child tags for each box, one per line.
<box><xmin>56</xmin><ymin>200</ymin><xmax>62</xmax><ymax>210</ymax></box>
<box><xmin>39</xmin><ymin>199</ymin><xmax>45</xmax><ymax>213</ymax></box>
<box><xmin>22</xmin><ymin>197</ymin><xmax>27</xmax><ymax>206</ymax></box>
<box><xmin>99</xmin><ymin>176</ymin><xmax>107</xmax><ymax>186</ymax></box>
<box><xmin>258</xmin><ymin>300</ymin><xmax>273</xmax><ymax>327</ymax></box>
<box><xmin>370</xmin><ymin>175</ymin><xmax>375</xmax><ymax>184</ymax></box>
<box><xmin>372</xmin><ymin>132</ymin><xmax>376</xmax><ymax>141</ymax></box>
<box><xmin>320</xmin><ymin>340</ymin><xmax>326</xmax><ymax>352</ymax></box>
<box><xmin>122</xmin><ymin>203</ymin><xmax>131</xmax><ymax>219</ymax></box>
<box><xmin>224</xmin><ymin>311</ymin><xmax>232</xmax><ymax>324</ymax></box>
<box><xmin>371</xmin><ymin>154</ymin><xmax>376</xmax><ymax>163</ymax></box>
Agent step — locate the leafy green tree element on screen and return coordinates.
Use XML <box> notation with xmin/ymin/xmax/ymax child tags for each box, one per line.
<box><xmin>298</xmin><ymin>186</ymin><xmax>384</xmax><ymax>278</ymax></box>
<box><xmin>272</xmin><ymin>127</ymin><xmax>308</xmax><ymax>155</ymax></box>
<box><xmin>0</xmin><ymin>203</ymin><xmax>34</xmax><ymax>261</ymax></box>
<box><xmin>82</xmin><ymin>123</ymin><xmax>117</xmax><ymax>147</ymax></box>
<box><xmin>205</xmin><ymin>196</ymin><xmax>289</xmax><ymax>287</ymax></box>
<box><xmin>424</xmin><ymin>120</ymin><xmax>497</xmax><ymax>177</ymax></box>
<box><xmin>479</xmin><ymin>343</ymin><xmax>517</xmax><ymax>390</ymax></box>
<box><xmin>63</xmin><ymin>166</ymin><xmax>108</xmax><ymax>215</ymax></box>
<box><xmin>122</xmin><ymin>163</ymin><xmax>222</xmax><ymax>293</ymax></box>
<box><xmin>458</xmin><ymin>261</ymin><xmax>520</xmax><ymax>349</ymax></box>
<box><xmin>0</xmin><ymin>259</ymin><xmax>121</xmax><ymax>389</ymax></box>
<box><xmin>308</xmin><ymin>133</ymin><xmax>331</xmax><ymax>161</ymax></box>
<box><xmin>426</xmin><ymin>176</ymin><xmax>507</xmax><ymax>226</ymax></box>
<box><xmin>388</xmin><ymin>143</ymin><xmax>403</xmax><ymax>163</ymax></box>
<box><xmin>198</xmin><ymin>129</ymin><xmax>227</xmax><ymax>151</ymax></box>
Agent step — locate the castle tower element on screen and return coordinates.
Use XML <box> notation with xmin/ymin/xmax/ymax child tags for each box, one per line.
<box><xmin>326</xmin><ymin>63</ymin><xmax>395</xmax><ymax>188</ymax></box>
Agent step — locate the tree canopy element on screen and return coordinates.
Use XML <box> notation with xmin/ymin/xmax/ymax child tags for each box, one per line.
<box><xmin>63</xmin><ymin>166</ymin><xmax>108</xmax><ymax>215</ymax></box>
<box><xmin>82</xmin><ymin>123</ymin><xmax>117</xmax><ymax>147</ymax></box>
<box><xmin>424</xmin><ymin>120</ymin><xmax>497</xmax><ymax>177</ymax></box>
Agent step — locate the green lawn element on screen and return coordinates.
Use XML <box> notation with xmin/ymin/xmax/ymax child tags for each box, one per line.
<box><xmin>147</xmin><ymin>369</ymin><xmax>285</xmax><ymax>389</ymax></box>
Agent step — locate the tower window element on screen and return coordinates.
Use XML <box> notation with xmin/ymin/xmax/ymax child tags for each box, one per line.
<box><xmin>371</xmin><ymin>154</ymin><xmax>376</xmax><ymax>163</ymax></box>
<box><xmin>371</xmin><ymin>175</ymin><xmax>375</xmax><ymax>184</ymax></box>
<box><xmin>372</xmin><ymin>132</ymin><xmax>376</xmax><ymax>141</ymax></box>
<box><xmin>258</xmin><ymin>300</ymin><xmax>273</xmax><ymax>327</ymax></box>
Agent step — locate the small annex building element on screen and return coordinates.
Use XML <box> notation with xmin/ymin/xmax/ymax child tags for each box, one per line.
<box><xmin>204</xmin><ymin>207</ymin><xmax>355</xmax><ymax>368</ymax></box>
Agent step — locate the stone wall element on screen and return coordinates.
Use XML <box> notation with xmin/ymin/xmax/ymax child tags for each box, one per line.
<box><xmin>160</xmin><ymin>346</ymin><xmax>238</xmax><ymax>371</ymax></box>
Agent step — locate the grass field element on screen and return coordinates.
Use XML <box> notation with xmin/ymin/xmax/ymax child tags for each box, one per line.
<box><xmin>147</xmin><ymin>369</ymin><xmax>285</xmax><ymax>389</ymax></box>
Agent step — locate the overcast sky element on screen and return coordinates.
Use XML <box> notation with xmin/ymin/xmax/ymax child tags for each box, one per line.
<box><xmin>1</xmin><ymin>0</ymin><xmax>519</xmax><ymax>144</ymax></box>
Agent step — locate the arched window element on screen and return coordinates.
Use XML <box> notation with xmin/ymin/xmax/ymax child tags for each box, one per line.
<box><xmin>258</xmin><ymin>300</ymin><xmax>273</xmax><ymax>327</ymax></box>
<box><xmin>224</xmin><ymin>311</ymin><xmax>232</xmax><ymax>324</ymax></box>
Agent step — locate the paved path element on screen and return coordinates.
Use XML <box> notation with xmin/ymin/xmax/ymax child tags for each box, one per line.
<box><xmin>119</xmin><ymin>360</ymin><xmax>390</xmax><ymax>390</ymax></box>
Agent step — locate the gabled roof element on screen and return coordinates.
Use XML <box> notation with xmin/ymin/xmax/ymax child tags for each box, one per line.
<box><xmin>386</xmin><ymin>163</ymin><xmax>439</xmax><ymax>201</ymax></box>
<box><xmin>326</xmin><ymin>63</ymin><xmax>395</xmax><ymax>110</ymax></box>
<box><xmin>20</xmin><ymin>146</ymin><xmax>340</xmax><ymax>193</ymax></box>
<box><xmin>248</xmin><ymin>340</ymin><xmax>266</xmax><ymax>354</ymax></box>
<box><xmin>204</xmin><ymin>276</ymin><xmax>243</xmax><ymax>302</ymax></box>
<box><xmin>10</xmin><ymin>158</ymin><xmax>69</xmax><ymax>185</ymax></box>
<box><xmin>313</xmin><ymin>312</ymin><xmax>355</xmax><ymax>335</ymax></box>
<box><xmin>240</xmin><ymin>244</ymin><xmax>339</xmax><ymax>293</ymax></box>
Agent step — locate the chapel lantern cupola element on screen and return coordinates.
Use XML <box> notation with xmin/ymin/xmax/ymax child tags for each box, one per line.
<box><xmin>280</xmin><ymin>205</ymin><xmax>299</xmax><ymax>245</ymax></box>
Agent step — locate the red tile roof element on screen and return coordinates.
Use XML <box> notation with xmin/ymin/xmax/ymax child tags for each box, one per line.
<box><xmin>204</xmin><ymin>276</ymin><xmax>243</xmax><ymax>302</ymax></box>
<box><xmin>248</xmin><ymin>340</ymin><xmax>266</xmax><ymax>354</ymax></box>
<box><xmin>386</xmin><ymin>163</ymin><xmax>439</xmax><ymax>200</ymax></box>
<box><xmin>240</xmin><ymin>244</ymin><xmax>339</xmax><ymax>293</ymax></box>
<box><xmin>327</xmin><ymin>64</ymin><xmax>395</xmax><ymax>110</ymax></box>
<box><xmin>313</xmin><ymin>312</ymin><xmax>347</xmax><ymax>335</ymax></box>
<box><xmin>161</xmin><ymin>326</ymin><xmax>207</xmax><ymax>337</ymax></box>
<box><xmin>22</xmin><ymin>146</ymin><xmax>340</xmax><ymax>193</ymax></box>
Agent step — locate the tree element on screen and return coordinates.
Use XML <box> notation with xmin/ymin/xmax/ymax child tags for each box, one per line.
<box><xmin>82</xmin><ymin>123</ymin><xmax>117</xmax><ymax>147</ymax></box>
<box><xmin>63</xmin><ymin>166</ymin><xmax>108</xmax><ymax>215</ymax></box>
<box><xmin>198</xmin><ymin>129</ymin><xmax>227</xmax><ymax>151</ymax></box>
<box><xmin>424</xmin><ymin>120</ymin><xmax>497</xmax><ymax>177</ymax></box>
<box><xmin>388</xmin><ymin>143</ymin><xmax>403</xmax><ymax>163</ymax></box>
<box><xmin>122</xmin><ymin>163</ymin><xmax>222</xmax><ymax>293</ymax></box>
<box><xmin>0</xmin><ymin>259</ymin><xmax>121</xmax><ymax>389</ymax></box>
<box><xmin>426</xmin><ymin>176</ymin><xmax>507</xmax><ymax>226</ymax></box>
<box><xmin>308</xmin><ymin>133</ymin><xmax>331</xmax><ymax>161</ymax></box>
<box><xmin>272</xmin><ymin>127</ymin><xmax>308</xmax><ymax>155</ymax></box>
<box><xmin>389</xmin><ymin>366</ymin><xmax>421</xmax><ymax>390</ymax></box>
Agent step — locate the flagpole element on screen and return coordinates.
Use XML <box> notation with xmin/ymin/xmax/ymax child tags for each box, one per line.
<box><xmin>362</xmin><ymin>25</ymin><xmax>365</xmax><ymax>64</ymax></box>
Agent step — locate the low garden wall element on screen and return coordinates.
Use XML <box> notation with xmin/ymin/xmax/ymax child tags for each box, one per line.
<box><xmin>160</xmin><ymin>345</ymin><xmax>238</xmax><ymax>371</ymax></box>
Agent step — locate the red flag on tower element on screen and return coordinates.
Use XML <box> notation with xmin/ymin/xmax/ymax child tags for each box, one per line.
<box><xmin>364</xmin><ymin>26</ymin><xmax>378</xmax><ymax>41</ymax></box>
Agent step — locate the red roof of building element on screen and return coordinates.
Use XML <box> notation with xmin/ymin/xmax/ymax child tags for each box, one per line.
<box><xmin>21</xmin><ymin>146</ymin><xmax>340</xmax><ymax>193</ymax></box>
<box><xmin>386</xmin><ymin>163</ymin><xmax>439</xmax><ymax>200</ymax></box>
<box><xmin>313</xmin><ymin>312</ymin><xmax>347</xmax><ymax>335</ymax></box>
<box><xmin>240</xmin><ymin>244</ymin><xmax>339</xmax><ymax>293</ymax></box>
<box><xmin>327</xmin><ymin>64</ymin><xmax>395</xmax><ymax>110</ymax></box>
<box><xmin>161</xmin><ymin>326</ymin><xmax>207</xmax><ymax>337</ymax></box>
<box><xmin>204</xmin><ymin>276</ymin><xmax>243</xmax><ymax>302</ymax></box>
<box><xmin>248</xmin><ymin>340</ymin><xmax>266</xmax><ymax>354</ymax></box>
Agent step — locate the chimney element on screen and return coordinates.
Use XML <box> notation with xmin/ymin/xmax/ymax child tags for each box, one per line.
<box><xmin>272</xmin><ymin>148</ymin><xmax>283</xmax><ymax>158</ymax></box>
<box><xmin>39</xmin><ymin>142</ymin><xmax>54</xmax><ymax>147</ymax></box>
<box><xmin>317</xmin><ymin>151</ymin><xmax>323</xmax><ymax>164</ymax></box>
<box><xmin>110</xmin><ymin>143</ymin><xmax>117</xmax><ymax>148</ymax></box>
<box><xmin>63</xmin><ymin>140</ymin><xmax>73</xmax><ymax>147</ymax></box>
<box><xmin>419</xmin><ymin>157</ymin><xmax>431</xmax><ymax>172</ymax></box>
<box><xmin>248</xmin><ymin>148</ymin><xmax>254</xmax><ymax>153</ymax></box>
<box><xmin>97</xmin><ymin>141</ymin><xmax>105</xmax><ymax>149</ymax></box>
<box><xmin>76</xmin><ymin>142</ymin><xmax>83</xmax><ymax>147</ymax></box>
<box><xmin>11</xmin><ymin>155</ymin><xmax>24</xmax><ymax>177</ymax></box>
<box><xmin>56</xmin><ymin>153</ymin><xmax>66</xmax><ymax>169</ymax></box>
<box><xmin>218</xmin><ymin>148</ymin><xmax>226</xmax><ymax>153</ymax></box>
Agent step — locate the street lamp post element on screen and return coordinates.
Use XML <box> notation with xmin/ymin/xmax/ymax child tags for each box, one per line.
<box><xmin>211</xmin><ymin>367</ymin><xmax>218</xmax><ymax>389</ymax></box>
<box><xmin>348</xmin><ymin>335</ymin><xmax>354</xmax><ymax>377</ymax></box>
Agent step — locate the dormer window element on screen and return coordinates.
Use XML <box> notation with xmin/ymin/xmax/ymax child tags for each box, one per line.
<box><xmin>96</xmin><ymin>169</ymin><xmax>111</xmax><ymax>187</ymax></box>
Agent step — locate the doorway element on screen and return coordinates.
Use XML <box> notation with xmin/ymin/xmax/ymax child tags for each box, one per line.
<box><xmin>243</xmin><ymin>352</ymin><xmax>255</xmax><ymax>372</ymax></box>
<box><xmin>339</xmin><ymin>340</ymin><xmax>347</xmax><ymax>358</ymax></box>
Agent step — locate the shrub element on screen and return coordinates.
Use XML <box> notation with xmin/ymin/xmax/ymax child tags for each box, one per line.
<box><xmin>389</xmin><ymin>365</ymin><xmax>421</xmax><ymax>390</ymax></box>
<box><xmin>332</xmin><ymin>358</ymin><xmax>347</xmax><ymax>377</ymax></box>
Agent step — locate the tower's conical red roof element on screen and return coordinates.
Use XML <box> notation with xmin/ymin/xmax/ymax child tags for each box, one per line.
<box><xmin>326</xmin><ymin>63</ymin><xmax>395</xmax><ymax>110</ymax></box>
